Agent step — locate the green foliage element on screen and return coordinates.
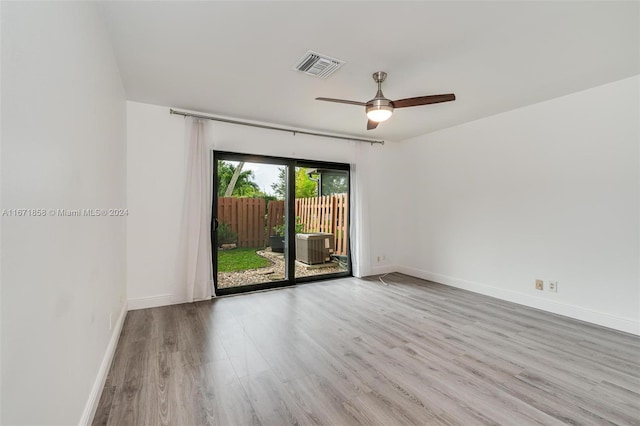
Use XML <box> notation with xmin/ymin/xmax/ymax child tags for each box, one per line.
<box><xmin>270</xmin><ymin>168</ymin><xmax>287</xmax><ymax>199</ymax></box>
<box><xmin>270</xmin><ymin>167</ymin><xmax>318</xmax><ymax>199</ymax></box>
<box><xmin>258</xmin><ymin>194</ymin><xmax>278</xmax><ymax>205</ymax></box>
<box><xmin>217</xmin><ymin>161</ymin><xmax>262</xmax><ymax>197</ymax></box>
<box><xmin>273</xmin><ymin>216</ymin><xmax>305</xmax><ymax>236</ymax></box>
<box><xmin>321</xmin><ymin>172</ymin><xmax>349</xmax><ymax>195</ymax></box>
<box><xmin>295</xmin><ymin>168</ymin><xmax>318</xmax><ymax>198</ymax></box>
<box><xmin>217</xmin><ymin>223</ymin><xmax>238</xmax><ymax>246</ymax></box>
<box><xmin>217</xmin><ymin>248</ymin><xmax>271</xmax><ymax>272</ymax></box>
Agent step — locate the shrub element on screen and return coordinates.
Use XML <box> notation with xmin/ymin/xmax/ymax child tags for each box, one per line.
<box><xmin>273</xmin><ymin>216</ymin><xmax>305</xmax><ymax>236</ymax></box>
<box><xmin>217</xmin><ymin>223</ymin><xmax>237</xmax><ymax>246</ymax></box>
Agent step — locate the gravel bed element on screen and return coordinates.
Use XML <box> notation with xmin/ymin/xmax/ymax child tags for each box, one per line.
<box><xmin>217</xmin><ymin>248</ymin><xmax>345</xmax><ymax>289</ymax></box>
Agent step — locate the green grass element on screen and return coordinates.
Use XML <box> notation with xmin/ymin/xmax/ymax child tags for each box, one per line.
<box><xmin>217</xmin><ymin>247</ymin><xmax>270</xmax><ymax>272</ymax></box>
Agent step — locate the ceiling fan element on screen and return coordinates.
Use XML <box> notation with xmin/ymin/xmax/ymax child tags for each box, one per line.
<box><xmin>316</xmin><ymin>71</ymin><xmax>455</xmax><ymax>130</ymax></box>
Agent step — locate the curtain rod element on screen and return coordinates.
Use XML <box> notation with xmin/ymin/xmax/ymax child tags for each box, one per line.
<box><xmin>169</xmin><ymin>108</ymin><xmax>385</xmax><ymax>145</ymax></box>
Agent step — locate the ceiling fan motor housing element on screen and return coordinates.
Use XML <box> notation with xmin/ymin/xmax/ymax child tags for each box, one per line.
<box><xmin>366</xmin><ymin>98</ymin><xmax>393</xmax><ymax>122</ymax></box>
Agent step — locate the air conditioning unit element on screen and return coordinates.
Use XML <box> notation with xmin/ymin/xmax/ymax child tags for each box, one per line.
<box><xmin>296</xmin><ymin>233</ymin><xmax>334</xmax><ymax>265</ymax></box>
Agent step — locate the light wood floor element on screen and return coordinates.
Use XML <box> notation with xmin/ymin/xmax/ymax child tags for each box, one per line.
<box><xmin>94</xmin><ymin>274</ymin><xmax>640</xmax><ymax>425</ymax></box>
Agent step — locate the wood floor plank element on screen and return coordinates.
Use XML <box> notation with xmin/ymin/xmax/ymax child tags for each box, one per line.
<box><xmin>282</xmin><ymin>373</ymin><xmax>369</xmax><ymax>425</ymax></box>
<box><xmin>95</xmin><ymin>274</ymin><xmax>640</xmax><ymax>425</ymax></box>
<box><xmin>197</xmin><ymin>357</ymin><xmax>261</xmax><ymax>425</ymax></box>
<box><xmin>240</xmin><ymin>369</ymin><xmax>321</xmax><ymax>425</ymax></box>
<box><xmin>91</xmin><ymin>385</ymin><xmax>115</xmax><ymax>426</ymax></box>
<box><xmin>106</xmin><ymin>342</ymin><xmax>157</xmax><ymax>426</ymax></box>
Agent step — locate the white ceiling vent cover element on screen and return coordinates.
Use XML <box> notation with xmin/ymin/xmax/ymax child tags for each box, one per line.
<box><xmin>293</xmin><ymin>51</ymin><xmax>345</xmax><ymax>79</ymax></box>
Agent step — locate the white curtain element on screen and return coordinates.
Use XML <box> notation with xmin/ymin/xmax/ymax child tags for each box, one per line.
<box><xmin>177</xmin><ymin>117</ymin><xmax>214</xmax><ymax>301</ymax></box>
<box><xmin>350</xmin><ymin>142</ymin><xmax>372</xmax><ymax>278</ymax></box>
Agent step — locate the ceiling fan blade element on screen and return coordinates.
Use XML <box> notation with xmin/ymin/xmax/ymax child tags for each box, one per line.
<box><xmin>392</xmin><ymin>94</ymin><xmax>456</xmax><ymax>109</ymax></box>
<box><xmin>316</xmin><ymin>97</ymin><xmax>367</xmax><ymax>107</ymax></box>
<box><xmin>367</xmin><ymin>120</ymin><xmax>378</xmax><ymax>130</ymax></box>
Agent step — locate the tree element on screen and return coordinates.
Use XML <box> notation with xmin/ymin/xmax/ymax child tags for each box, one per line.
<box><xmin>321</xmin><ymin>172</ymin><xmax>348</xmax><ymax>195</ymax></box>
<box><xmin>270</xmin><ymin>168</ymin><xmax>286</xmax><ymax>199</ymax></box>
<box><xmin>224</xmin><ymin>161</ymin><xmax>245</xmax><ymax>197</ymax></box>
<box><xmin>270</xmin><ymin>167</ymin><xmax>318</xmax><ymax>199</ymax></box>
<box><xmin>217</xmin><ymin>161</ymin><xmax>261</xmax><ymax>197</ymax></box>
<box><xmin>296</xmin><ymin>168</ymin><xmax>318</xmax><ymax>198</ymax></box>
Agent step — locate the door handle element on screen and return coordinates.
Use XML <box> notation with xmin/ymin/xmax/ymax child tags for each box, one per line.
<box><xmin>213</xmin><ymin>218</ymin><xmax>219</xmax><ymax>231</ymax></box>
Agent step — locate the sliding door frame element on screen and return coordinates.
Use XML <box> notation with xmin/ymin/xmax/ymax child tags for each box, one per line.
<box><xmin>212</xmin><ymin>151</ymin><xmax>351</xmax><ymax>296</ymax></box>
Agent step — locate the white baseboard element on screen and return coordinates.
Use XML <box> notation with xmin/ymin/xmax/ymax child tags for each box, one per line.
<box><xmin>396</xmin><ymin>265</ymin><xmax>640</xmax><ymax>336</ymax></box>
<box><xmin>129</xmin><ymin>293</ymin><xmax>214</xmax><ymax>310</ymax></box>
<box><xmin>128</xmin><ymin>293</ymin><xmax>177</xmax><ymax>310</ymax></box>
<box><xmin>369</xmin><ymin>264</ymin><xmax>396</xmax><ymax>276</ymax></box>
<box><xmin>79</xmin><ymin>301</ymin><xmax>128</xmax><ymax>426</ymax></box>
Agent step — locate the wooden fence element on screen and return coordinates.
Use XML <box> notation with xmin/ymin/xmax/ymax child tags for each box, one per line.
<box><xmin>267</xmin><ymin>194</ymin><xmax>349</xmax><ymax>256</ymax></box>
<box><xmin>266</xmin><ymin>199</ymin><xmax>285</xmax><ymax>237</ymax></box>
<box><xmin>218</xmin><ymin>197</ymin><xmax>266</xmax><ymax>248</ymax></box>
<box><xmin>295</xmin><ymin>195</ymin><xmax>349</xmax><ymax>255</ymax></box>
<box><xmin>218</xmin><ymin>194</ymin><xmax>349</xmax><ymax>255</ymax></box>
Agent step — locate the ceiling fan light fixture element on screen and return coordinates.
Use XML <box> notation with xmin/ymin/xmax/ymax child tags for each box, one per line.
<box><xmin>366</xmin><ymin>99</ymin><xmax>393</xmax><ymax>122</ymax></box>
<box><xmin>366</xmin><ymin>107</ymin><xmax>393</xmax><ymax>122</ymax></box>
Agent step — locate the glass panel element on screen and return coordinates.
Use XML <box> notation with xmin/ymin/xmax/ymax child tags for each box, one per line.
<box><xmin>215</xmin><ymin>160</ymin><xmax>288</xmax><ymax>290</ymax></box>
<box><xmin>294</xmin><ymin>167</ymin><xmax>349</xmax><ymax>279</ymax></box>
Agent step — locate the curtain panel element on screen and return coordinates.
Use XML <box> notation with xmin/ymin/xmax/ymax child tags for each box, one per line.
<box><xmin>177</xmin><ymin>117</ymin><xmax>214</xmax><ymax>301</ymax></box>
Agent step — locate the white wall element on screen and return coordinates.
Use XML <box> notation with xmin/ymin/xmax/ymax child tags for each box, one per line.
<box><xmin>126</xmin><ymin>101</ymin><xmax>398</xmax><ymax>309</ymax></box>
<box><xmin>1</xmin><ymin>3</ymin><xmax>127</xmax><ymax>424</ymax></box>
<box><xmin>367</xmin><ymin>142</ymin><xmax>400</xmax><ymax>274</ymax></box>
<box><xmin>397</xmin><ymin>76</ymin><xmax>639</xmax><ymax>335</ymax></box>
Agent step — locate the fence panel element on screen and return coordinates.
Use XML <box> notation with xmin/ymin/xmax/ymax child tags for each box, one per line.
<box><xmin>296</xmin><ymin>196</ymin><xmax>334</xmax><ymax>234</ymax></box>
<box><xmin>294</xmin><ymin>194</ymin><xmax>348</xmax><ymax>256</ymax></box>
<box><xmin>334</xmin><ymin>193</ymin><xmax>348</xmax><ymax>256</ymax></box>
<box><xmin>217</xmin><ymin>197</ymin><xmax>266</xmax><ymax>248</ymax></box>
<box><xmin>218</xmin><ymin>197</ymin><xmax>234</xmax><ymax>234</ymax></box>
<box><xmin>266</xmin><ymin>200</ymin><xmax>285</xmax><ymax>236</ymax></box>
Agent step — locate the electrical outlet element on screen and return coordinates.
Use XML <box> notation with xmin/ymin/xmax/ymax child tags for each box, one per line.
<box><xmin>535</xmin><ymin>279</ymin><xmax>543</xmax><ymax>290</ymax></box>
<box><xmin>549</xmin><ymin>281</ymin><xmax>558</xmax><ymax>292</ymax></box>
<box><xmin>109</xmin><ymin>313</ymin><xmax>113</xmax><ymax>331</ymax></box>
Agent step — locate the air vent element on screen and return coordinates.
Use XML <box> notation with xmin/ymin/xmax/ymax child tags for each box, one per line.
<box><xmin>293</xmin><ymin>51</ymin><xmax>344</xmax><ymax>79</ymax></box>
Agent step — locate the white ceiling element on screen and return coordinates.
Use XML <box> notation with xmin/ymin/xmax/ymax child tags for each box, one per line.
<box><xmin>100</xmin><ymin>1</ymin><xmax>639</xmax><ymax>142</ymax></box>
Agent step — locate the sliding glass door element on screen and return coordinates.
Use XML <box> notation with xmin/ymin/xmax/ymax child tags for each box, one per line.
<box><xmin>213</xmin><ymin>153</ymin><xmax>291</xmax><ymax>294</ymax></box>
<box><xmin>212</xmin><ymin>152</ymin><xmax>350</xmax><ymax>295</ymax></box>
<box><xmin>293</xmin><ymin>165</ymin><xmax>350</xmax><ymax>281</ymax></box>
